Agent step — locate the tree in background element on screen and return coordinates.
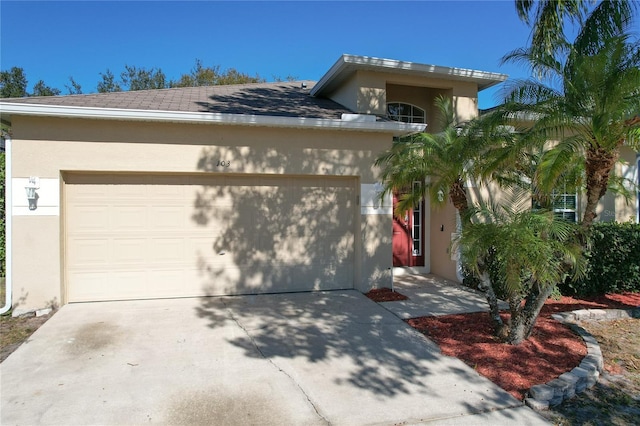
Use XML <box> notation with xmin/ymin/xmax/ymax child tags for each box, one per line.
<box><xmin>1</xmin><ymin>67</ymin><xmax>69</xmax><ymax>98</ymax></box>
<box><xmin>31</xmin><ymin>80</ymin><xmax>61</xmax><ymax>97</ymax></box>
<box><xmin>95</xmin><ymin>60</ymin><xmax>265</xmax><ymax>91</ymax></box>
<box><xmin>3</xmin><ymin>60</ymin><xmax>272</xmax><ymax>96</ymax></box>
<box><xmin>97</xmin><ymin>70</ymin><xmax>122</xmax><ymax>93</ymax></box>
<box><xmin>65</xmin><ymin>77</ymin><xmax>82</xmax><ymax>95</ymax></box>
<box><xmin>0</xmin><ymin>67</ymin><xmax>28</xmax><ymax>98</ymax></box>
<box><xmin>170</xmin><ymin>59</ymin><xmax>265</xmax><ymax>87</ymax></box>
<box><xmin>121</xmin><ymin>65</ymin><xmax>168</xmax><ymax>91</ymax></box>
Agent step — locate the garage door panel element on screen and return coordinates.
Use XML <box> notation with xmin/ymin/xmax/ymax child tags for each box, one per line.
<box><xmin>68</xmin><ymin>206</ymin><xmax>110</xmax><ymax>231</ymax></box>
<box><xmin>150</xmin><ymin>238</ymin><xmax>187</xmax><ymax>264</ymax></box>
<box><xmin>67</xmin><ymin>238</ymin><xmax>111</xmax><ymax>265</ymax></box>
<box><xmin>113</xmin><ymin>205</ymin><xmax>148</xmax><ymax>229</ymax></box>
<box><xmin>112</xmin><ymin>238</ymin><xmax>148</xmax><ymax>263</ymax></box>
<box><xmin>67</xmin><ymin>272</ymin><xmax>109</xmax><ymax>302</ymax></box>
<box><xmin>65</xmin><ymin>173</ymin><xmax>356</xmax><ymax>302</ymax></box>
<box><xmin>151</xmin><ymin>206</ymin><xmax>188</xmax><ymax>227</ymax></box>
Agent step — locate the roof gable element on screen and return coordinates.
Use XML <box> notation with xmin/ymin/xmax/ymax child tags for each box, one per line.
<box><xmin>311</xmin><ymin>54</ymin><xmax>508</xmax><ymax>97</ymax></box>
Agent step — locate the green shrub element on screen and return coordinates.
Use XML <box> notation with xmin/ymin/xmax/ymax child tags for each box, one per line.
<box><xmin>562</xmin><ymin>221</ymin><xmax>640</xmax><ymax>296</ymax></box>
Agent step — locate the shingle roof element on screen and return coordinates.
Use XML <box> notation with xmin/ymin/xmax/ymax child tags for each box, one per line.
<box><xmin>0</xmin><ymin>81</ymin><xmax>353</xmax><ymax>119</ymax></box>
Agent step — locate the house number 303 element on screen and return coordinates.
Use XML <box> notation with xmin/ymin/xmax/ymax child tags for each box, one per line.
<box><xmin>216</xmin><ymin>160</ymin><xmax>231</xmax><ymax>167</ymax></box>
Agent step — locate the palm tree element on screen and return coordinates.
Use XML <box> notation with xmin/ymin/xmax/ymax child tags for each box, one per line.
<box><xmin>449</xmin><ymin>1</ymin><xmax>638</xmax><ymax>345</ymax></box>
<box><xmin>515</xmin><ymin>0</ymin><xmax>635</xmax><ymax>69</ymax></box>
<box><xmin>502</xmin><ymin>1</ymin><xmax>640</xmax><ymax>228</ymax></box>
<box><xmin>375</xmin><ymin>95</ymin><xmax>487</xmax><ymax>223</ymax></box>
<box><xmin>458</xmin><ymin>202</ymin><xmax>586</xmax><ymax>344</ymax></box>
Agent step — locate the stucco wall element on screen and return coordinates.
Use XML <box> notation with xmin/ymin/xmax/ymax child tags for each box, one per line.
<box><xmin>326</xmin><ymin>73</ymin><xmax>361</xmax><ymax>114</ymax></box>
<box><xmin>9</xmin><ymin>115</ymin><xmax>395</xmax><ymax>309</ymax></box>
<box><xmin>325</xmin><ymin>70</ymin><xmax>479</xmax><ymax>124</ymax></box>
<box><xmin>598</xmin><ymin>146</ymin><xmax>638</xmax><ymax>223</ymax></box>
<box><xmin>429</xmin><ymin>201</ymin><xmax>459</xmax><ymax>282</ymax></box>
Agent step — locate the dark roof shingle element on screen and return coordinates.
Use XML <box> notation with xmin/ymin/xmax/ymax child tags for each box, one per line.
<box><xmin>1</xmin><ymin>81</ymin><xmax>353</xmax><ymax>119</ymax></box>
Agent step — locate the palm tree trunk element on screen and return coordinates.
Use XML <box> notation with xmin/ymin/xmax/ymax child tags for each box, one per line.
<box><xmin>476</xmin><ymin>256</ymin><xmax>508</xmax><ymax>338</ymax></box>
<box><xmin>450</xmin><ymin>178</ymin><xmax>470</xmax><ymax>222</ymax></box>
<box><xmin>506</xmin><ymin>283</ymin><xmax>555</xmax><ymax>345</ymax></box>
<box><xmin>582</xmin><ymin>146</ymin><xmax>620</xmax><ymax>228</ymax></box>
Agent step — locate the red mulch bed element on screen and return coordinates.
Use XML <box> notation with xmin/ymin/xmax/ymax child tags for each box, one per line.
<box><xmin>406</xmin><ymin>292</ymin><xmax>639</xmax><ymax>401</ymax></box>
<box><xmin>365</xmin><ymin>287</ymin><xmax>409</xmax><ymax>302</ymax></box>
<box><xmin>540</xmin><ymin>292</ymin><xmax>640</xmax><ymax>315</ymax></box>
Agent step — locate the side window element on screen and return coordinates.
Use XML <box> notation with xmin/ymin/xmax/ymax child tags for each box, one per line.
<box><xmin>532</xmin><ymin>180</ymin><xmax>578</xmax><ymax>223</ymax></box>
<box><xmin>387</xmin><ymin>102</ymin><xmax>426</xmax><ymax>124</ymax></box>
<box><xmin>551</xmin><ymin>192</ymin><xmax>578</xmax><ymax>222</ymax></box>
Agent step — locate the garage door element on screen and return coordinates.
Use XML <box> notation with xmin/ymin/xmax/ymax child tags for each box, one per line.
<box><xmin>65</xmin><ymin>173</ymin><xmax>356</xmax><ymax>302</ymax></box>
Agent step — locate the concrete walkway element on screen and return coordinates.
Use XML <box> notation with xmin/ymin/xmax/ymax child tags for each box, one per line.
<box><xmin>1</xmin><ymin>281</ymin><xmax>547</xmax><ymax>425</ymax></box>
<box><xmin>383</xmin><ymin>273</ymin><xmax>508</xmax><ymax>318</ymax></box>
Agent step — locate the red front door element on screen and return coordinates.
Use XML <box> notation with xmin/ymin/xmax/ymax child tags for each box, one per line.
<box><xmin>392</xmin><ymin>193</ymin><xmax>425</xmax><ymax>267</ymax></box>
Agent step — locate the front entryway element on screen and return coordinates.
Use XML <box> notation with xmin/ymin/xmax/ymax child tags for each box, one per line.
<box><xmin>392</xmin><ymin>193</ymin><xmax>425</xmax><ymax>267</ymax></box>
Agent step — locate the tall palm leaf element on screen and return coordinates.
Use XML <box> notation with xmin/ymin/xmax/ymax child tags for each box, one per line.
<box><xmin>501</xmin><ymin>6</ymin><xmax>640</xmax><ymax>227</ymax></box>
<box><xmin>375</xmin><ymin>96</ymin><xmax>487</xmax><ymax>223</ymax></box>
<box><xmin>514</xmin><ymin>0</ymin><xmax>636</xmax><ymax>76</ymax></box>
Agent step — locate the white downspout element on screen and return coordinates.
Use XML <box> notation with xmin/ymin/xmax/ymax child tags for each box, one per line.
<box><xmin>1</xmin><ymin>134</ymin><xmax>12</xmax><ymax>315</ymax></box>
<box><xmin>455</xmin><ymin>211</ymin><xmax>465</xmax><ymax>283</ymax></box>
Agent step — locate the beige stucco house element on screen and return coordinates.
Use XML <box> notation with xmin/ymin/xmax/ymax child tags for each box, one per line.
<box><xmin>3</xmin><ymin>54</ymin><xmax>634</xmax><ymax>313</ymax></box>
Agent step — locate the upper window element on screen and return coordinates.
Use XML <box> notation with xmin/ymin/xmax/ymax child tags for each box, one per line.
<box><xmin>387</xmin><ymin>102</ymin><xmax>426</xmax><ymax>124</ymax></box>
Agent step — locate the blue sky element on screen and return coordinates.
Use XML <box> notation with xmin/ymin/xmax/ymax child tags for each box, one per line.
<box><xmin>1</xmin><ymin>1</ymin><xmax>535</xmax><ymax>109</ymax></box>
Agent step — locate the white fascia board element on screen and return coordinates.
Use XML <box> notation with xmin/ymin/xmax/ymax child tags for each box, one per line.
<box><xmin>310</xmin><ymin>55</ymin><xmax>349</xmax><ymax>97</ymax></box>
<box><xmin>311</xmin><ymin>54</ymin><xmax>509</xmax><ymax>96</ymax></box>
<box><xmin>0</xmin><ymin>102</ymin><xmax>424</xmax><ymax>136</ymax></box>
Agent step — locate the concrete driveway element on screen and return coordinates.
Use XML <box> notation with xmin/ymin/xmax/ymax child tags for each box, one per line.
<box><xmin>1</xmin><ymin>290</ymin><xmax>548</xmax><ymax>425</ymax></box>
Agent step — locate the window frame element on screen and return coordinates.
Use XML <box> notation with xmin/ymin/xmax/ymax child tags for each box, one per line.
<box><xmin>411</xmin><ymin>181</ymin><xmax>422</xmax><ymax>256</ymax></box>
<box><xmin>386</xmin><ymin>102</ymin><xmax>426</xmax><ymax>124</ymax></box>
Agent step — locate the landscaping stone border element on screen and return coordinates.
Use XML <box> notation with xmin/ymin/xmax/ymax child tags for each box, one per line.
<box><xmin>524</xmin><ymin>307</ymin><xmax>640</xmax><ymax>411</ymax></box>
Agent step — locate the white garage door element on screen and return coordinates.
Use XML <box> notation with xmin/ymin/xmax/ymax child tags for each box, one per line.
<box><xmin>65</xmin><ymin>173</ymin><xmax>356</xmax><ymax>302</ymax></box>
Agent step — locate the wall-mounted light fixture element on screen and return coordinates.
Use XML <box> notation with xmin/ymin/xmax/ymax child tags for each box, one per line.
<box><xmin>24</xmin><ymin>177</ymin><xmax>40</xmax><ymax>211</ymax></box>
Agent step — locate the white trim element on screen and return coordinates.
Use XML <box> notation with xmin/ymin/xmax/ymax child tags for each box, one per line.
<box><xmin>0</xmin><ymin>102</ymin><xmax>425</xmax><ymax>137</ymax></box>
<box><xmin>1</xmin><ymin>135</ymin><xmax>12</xmax><ymax>314</ymax></box>
<box><xmin>311</xmin><ymin>54</ymin><xmax>509</xmax><ymax>97</ymax></box>
<box><xmin>360</xmin><ymin>183</ymin><xmax>392</xmax><ymax>215</ymax></box>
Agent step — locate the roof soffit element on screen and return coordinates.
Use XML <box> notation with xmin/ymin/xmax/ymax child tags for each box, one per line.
<box><xmin>311</xmin><ymin>54</ymin><xmax>509</xmax><ymax>97</ymax></box>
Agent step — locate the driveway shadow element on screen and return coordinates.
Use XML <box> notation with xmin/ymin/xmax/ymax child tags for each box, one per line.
<box><xmin>195</xmin><ymin>289</ymin><xmax>521</xmax><ymax>415</ymax></box>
